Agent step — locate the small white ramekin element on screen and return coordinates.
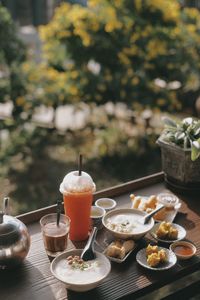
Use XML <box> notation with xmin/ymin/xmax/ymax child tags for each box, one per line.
<box><xmin>95</xmin><ymin>198</ymin><xmax>117</xmax><ymax>211</ymax></box>
<box><xmin>170</xmin><ymin>241</ymin><xmax>196</xmax><ymax>260</ymax></box>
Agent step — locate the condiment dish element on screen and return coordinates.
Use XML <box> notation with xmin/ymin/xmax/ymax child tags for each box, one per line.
<box><xmin>90</xmin><ymin>206</ymin><xmax>106</xmax><ymax>229</ymax></box>
<box><xmin>50</xmin><ymin>249</ymin><xmax>111</xmax><ymax>292</ymax></box>
<box><xmin>95</xmin><ymin>198</ymin><xmax>117</xmax><ymax>211</ymax></box>
<box><xmin>170</xmin><ymin>241</ymin><xmax>196</xmax><ymax>260</ymax></box>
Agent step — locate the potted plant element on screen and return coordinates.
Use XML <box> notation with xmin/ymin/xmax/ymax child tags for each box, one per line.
<box><xmin>157</xmin><ymin>117</ymin><xmax>200</xmax><ymax>191</ymax></box>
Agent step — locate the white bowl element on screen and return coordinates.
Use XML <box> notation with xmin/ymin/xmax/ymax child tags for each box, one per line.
<box><xmin>50</xmin><ymin>249</ymin><xmax>111</xmax><ymax>292</ymax></box>
<box><xmin>102</xmin><ymin>208</ymin><xmax>154</xmax><ymax>240</ymax></box>
<box><xmin>90</xmin><ymin>206</ymin><xmax>106</xmax><ymax>229</ymax></box>
<box><xmin>95</xmin><ymin>198</ymin><xmax>117</xmax><ymax>211</ymax></box>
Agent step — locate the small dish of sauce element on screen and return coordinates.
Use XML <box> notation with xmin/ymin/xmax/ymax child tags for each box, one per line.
<box><xmin>174</xmin><ymin>245</ymin><xmax>194</xmax><ymax>256</ymax></box>
<box><xmin>170</xmin><ymin>241</ymin><xmax>196</xmax><ymax>260</ymax></box>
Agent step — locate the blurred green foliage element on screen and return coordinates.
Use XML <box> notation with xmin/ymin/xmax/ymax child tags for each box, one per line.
<box><xmin>34</xmin><ymin>0</ymin><xmax>200</xmax><ymax>111</ymax></box>
<box><xmin>0</xmin><ymin>5</ymin><xmax>27</xmax><ymax>115</ymax></box>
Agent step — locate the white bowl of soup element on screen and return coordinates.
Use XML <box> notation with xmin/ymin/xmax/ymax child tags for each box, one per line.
<box><xmin>102</xmin><ymin>208</ymin><xmax>154</xmax><ymax>240</ymax></box>
<box><xmin>50</xmin><ymin>249</ymin><xmax>111</xmax><ymax>292</ymax></box>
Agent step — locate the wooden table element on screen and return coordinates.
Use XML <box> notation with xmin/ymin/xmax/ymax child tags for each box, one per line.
<box><xmin>1</xmin><ymin>172</ymin><xmax>200</xmax><ymax>300</ymax></box>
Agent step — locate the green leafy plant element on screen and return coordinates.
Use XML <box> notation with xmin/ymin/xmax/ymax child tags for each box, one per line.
<box><xmin>161</xmin><ymin>117</ymin><xmax>200</xmax><ymax>161</ymax></box>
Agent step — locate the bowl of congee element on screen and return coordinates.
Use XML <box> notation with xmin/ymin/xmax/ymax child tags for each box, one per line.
<box><xmin>50</xmin><ymin>249</ymin><xmax>111</xmax><ymax>292</ymax></box>
<box><xmin>102</xmin><ymin>208</ymin><xmax>154</xmax><ymax>240</ymax></box>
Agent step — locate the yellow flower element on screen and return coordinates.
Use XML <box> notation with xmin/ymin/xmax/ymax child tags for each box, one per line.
<box><xmin>157</xmin><ymin>98</ymin><xmax>166</xmax><ymax>106</ymax></box>
<box><xmin>127</xmin><ymin>68</ymin><xmax>134</xmax><ymax>77</ymax></box>
<box><xmin>135</xmin><ymin>0</ymin><xmax>142</xmax><ymax>11</ymax></box>
<box><xmin>130</xmin><ymin>33</ymin><xmax>140</xmax><ymax>43</ymax></box>
<box><xmin>58</xmin><ymin>30</ymin><xmax>71</xmax><ymax>38</ymax></box>
<box><xmin>88</xmin><ymin>0</ymin><xmax>101</xmax><ymax>9</ymax></box>
<box><xmin>187</xmin><ymin>24</ymin><xmax>196</xmax><ymax>34</ymax></box>
<box><xmin>120</xmin><ymin>90</ymin><xmax>126</xmax><ymax>98</ymax></box>
<box><xmin>74</xmin><ymin>27</ymin><xmax>91</xmax><ymax>46</ymax></box>
<box><xmin>59</xmin><ymin>94</ymin><xmax>65</xmax><ymax>102</ymax></box>
<box><xmin>147</xmin><ymin>39</ymin><xmax>167</xmax><ymax>59</ymax></box>
<box><xmin>91</xmin><ymin>20</ymin><xmax>100</xmax><ymax>32</ymax></box>
<box><xmin>114</xmin><ymin>0</ymin><xmax>123</xmax><ymax>8</ymax></box>
<box><xmin>22</xmin><ymin>62</ymin><xmax>31</xmax><ymax>72</ymax></box>
<box><xmin>118</xmin><ymin>52</ymin><xmax>131</xmax><ymax>65</ymax></box>
<box><xmin>184</xmin><ymin>8</ymin><xmax>199</xmax><ymax>19</ymax></box>
<box><xmin>105</xmin><ymin>73</ymin><xmax>113</xmax><ymax>82</ymax></box>
<box><xmin>105</xmin><ymin>20</ymin><xmax>122</xmax><ymax>32</ymax></box>
<box><xmin>131</xmin><ymin>77</ymin><xmax>139</xmax><ymax>85</ymax></box>
<box><xmin>123</xmin><ymin>46</ymin><xmax>138</xmax><ymax>56</ymax></box>
<box><xmin>95</xmin><ymin>94</ymin><xmax>102</xmax><ymax>101</ymax></box>
<box><xmin>46</xmin><ymin>68</ymin><xmax>59</xmax><ymax>81</ymax></box>
<box><xmin>147</xmin><ymin>0</ymin><xmax>180</xmax><ymax>22</ymax></box>
<box><xmin>80</xmin><ymin>78</ymin><xmax>88</xmax><ymax>85</ymax></box>
<box><xmin>121</xmin><ymin>77</ymin><xmax>128</xmax><ymax>85</ymax></box>
<box><xmin>69</xmin><ymin>86</ymin><xmax>79</xmax><ymax>96</ymax></box>
<box><xmin>71</xmin><ymin>71</ymin><xmax>79</xmax><ymax>79</ymax></box>
<box><xmin>16</xmin><ymin>96</ymin><xmax>25</xmax><ymax>106</ymax></box>
<box><xmin>97</xmin><ymin>84</ymin><xmax>106</xmax><ymax>92</ymax></box>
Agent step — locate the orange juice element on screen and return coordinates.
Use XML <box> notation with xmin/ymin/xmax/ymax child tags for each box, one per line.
<box><xmin>63</xmin><ymin>190</ymin><xmax>93</xmax><ymax>241</ymax></box>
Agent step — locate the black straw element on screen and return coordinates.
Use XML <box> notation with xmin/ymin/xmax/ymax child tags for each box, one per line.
<box><xmin>56</xmin><ymin>199</ymin><xmax>62</xmax><ymax>226</ymax></box>
<box><xmin>78</xmin><ymin>154</ymin><xmax>82</xmax><ymax>176</ymax></box>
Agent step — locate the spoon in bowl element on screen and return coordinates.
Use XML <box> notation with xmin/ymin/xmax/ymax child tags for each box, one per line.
<box><xmin>141</xmin><ymin>204</ymin><xmax>165</xmax><ymax>224</ymax></box>
<box><xmin>81</xmin><ymin>227</ymin><xmax>97</xmax><ymax>261</ymax></box>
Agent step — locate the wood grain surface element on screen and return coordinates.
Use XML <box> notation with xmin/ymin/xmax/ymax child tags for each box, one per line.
<box><xmin>0</xmin><ymin>174</ymin><xmax>200</xmax><ymax>300</ymax></box>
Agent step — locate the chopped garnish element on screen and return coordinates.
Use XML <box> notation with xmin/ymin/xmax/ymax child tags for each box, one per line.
<box><xmin>66</xmin><ymin>255</ymin><xmax>92</xmax><ymax>271</ymax></box>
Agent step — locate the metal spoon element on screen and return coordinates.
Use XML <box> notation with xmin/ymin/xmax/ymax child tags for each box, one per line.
<box><xmin>141</xmin><ymin>204</ymin><xmax>165</xmax><ymax>224</ymax></box>
<box><xmin>81</xmin><ymin>227</ymin><xmax>97</xmax><ymax>261</ymax></box>
<box><xmin>3</xmin><ymin>197</ymin><xmax>9</xmax><ymax>215</ymax></box>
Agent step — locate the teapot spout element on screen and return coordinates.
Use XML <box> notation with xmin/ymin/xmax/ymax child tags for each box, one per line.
<box><xmin>0</xmin><ymin>211</ymin><xmax>3</xmax><ymax>224</ymax></box>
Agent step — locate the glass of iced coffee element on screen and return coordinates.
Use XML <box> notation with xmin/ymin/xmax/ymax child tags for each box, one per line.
<box><xmin>40</xmin><ymin>213</ymin><xmax>70</xmax><ymax>256</ymax></box>
<box><xmin>59</xmin><ymin>171</ymin><xmax>96</xmax><ymax>241</ymax></box>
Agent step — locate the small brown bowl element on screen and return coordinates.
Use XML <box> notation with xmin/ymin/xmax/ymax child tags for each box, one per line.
<box><xmin>170</xmin><ymin>241</ymin><xmax>196</xmax><ymax>260</ymax></box>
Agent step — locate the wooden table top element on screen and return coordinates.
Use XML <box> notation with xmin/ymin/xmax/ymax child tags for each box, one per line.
<box><xmin>0</xmin><ymin>173</ymin><xmax>200</xmax><ymax>300</ymax></box>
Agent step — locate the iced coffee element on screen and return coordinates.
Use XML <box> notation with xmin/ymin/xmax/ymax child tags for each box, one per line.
<box><xmin>40</xmin><ymin>213</ymin><xmax>70</xmax><ymax>255</ymax></box>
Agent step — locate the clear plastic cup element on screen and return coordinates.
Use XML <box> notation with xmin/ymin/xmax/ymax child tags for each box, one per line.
<box><xmin>60</xmin><ymin>171</ymin><xmax>96</xmax><ymax>241</ymax></box>
<box><xmin>40</xmin><ymin>213</ymin><xmax>70</xmax><ymax>256</ymax></box>
<box><xmin>157</xmin><ymin>193</ymin><xmax>180</xmax><ymax>210</ymax></box>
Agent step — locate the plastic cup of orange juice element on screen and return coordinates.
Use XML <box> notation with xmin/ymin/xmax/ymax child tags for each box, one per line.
<box><xmin>59</xmin><ymin>171</ymin><xmax>96</xmax><ymax>241</ymax></box>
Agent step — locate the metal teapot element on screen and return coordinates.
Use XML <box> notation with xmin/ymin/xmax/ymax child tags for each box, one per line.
<box><xmin>0</xmin><ymin>197</ymin><xmax>30</xmax><ymax>269</ymax></box>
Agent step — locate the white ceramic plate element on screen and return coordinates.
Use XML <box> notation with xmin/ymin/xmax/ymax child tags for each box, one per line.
<box><xmin>136</xmin><ymin>247</ymin><xmax>177</xmax><ymax>271</ymax></box>
<box><xmin>150</xmin><ymin>222</ymin><xmax>186</xmax><ymax>243</ymax></box>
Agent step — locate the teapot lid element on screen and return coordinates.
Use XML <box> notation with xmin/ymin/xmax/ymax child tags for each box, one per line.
<box><xmin>0</xmin><ymin>211</ymin><xmax>17</xmax><ymax>236</ymax></box>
